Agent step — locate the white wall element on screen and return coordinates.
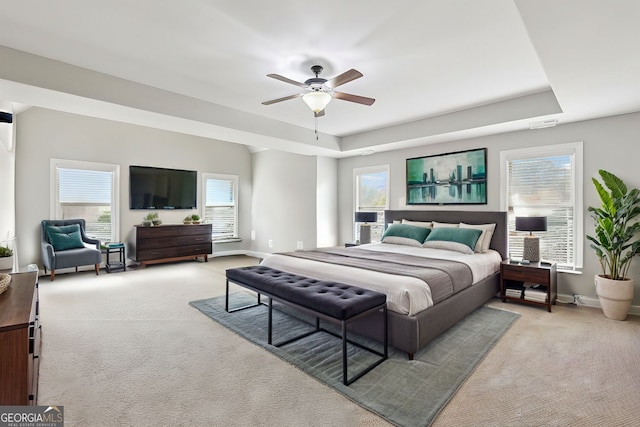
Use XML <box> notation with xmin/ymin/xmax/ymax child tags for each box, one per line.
<box><xmin>11</xmin><ymin>104</ymin><xmax>640</xmax><ymax>306</ymax></box>
<box><xmin>316</xmin><ymin>156</ymin><xmax>338</xmax><ymax>248</ymax></box>
<box><xmin>0</xmin><ymin>103</ymin><xmax>15</xmax><ymax>261</ymax></box>
<box><xmin>337</xmin><ymin>112</ymin><xmax>640</xmax><ymax>304</ymax></box>
<box><xmin>251</xmin><ymin>150</ymin><xmax>320</xmax><ymax>253</ymax></box>
<box><xmin>15</xmin><ymin>107</ymin><xmax>253</xmax><ymax>266</ymax></box>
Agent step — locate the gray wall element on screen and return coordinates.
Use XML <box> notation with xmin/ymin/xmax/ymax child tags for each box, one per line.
<box><xmin>251</xmin><ymin>150</ymin><xmax>320</xmax><ymax>253</ymax></box>
<box><xmin>15</xmin><ymin>107</ymin><xmax>253</xmax><ymax>266</ymax></box>
<box><xmin>316</xmin><ymin>156</ymin><xmax>338</xmax><ymax>248</ymax></box>
<box><xmin>10</xmin><ymin>104</ymin><xmax>640</xmax><ymax>307</ymax></box>
<box><xmin>337</xmin><ymin>112</ymin><xmax>640</xmax><ymax>305</ymax></box>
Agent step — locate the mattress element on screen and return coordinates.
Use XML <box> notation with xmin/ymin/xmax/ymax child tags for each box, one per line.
<box><xmin>260</xmin><ymin>242</ymin><xmax>502</xmax><ymax>316</ymax></box>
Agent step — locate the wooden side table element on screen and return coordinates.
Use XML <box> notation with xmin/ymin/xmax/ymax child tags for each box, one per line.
<box><xmin>500</xmin><ymin>260</ymin><xmax>557</xmax><ymax>312</ymax></box>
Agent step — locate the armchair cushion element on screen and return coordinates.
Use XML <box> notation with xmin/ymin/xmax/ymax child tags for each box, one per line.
<box><xmin>46</xmin><ymin>224</ymin><xmax>85</xmax><ymax>251</ymax></box>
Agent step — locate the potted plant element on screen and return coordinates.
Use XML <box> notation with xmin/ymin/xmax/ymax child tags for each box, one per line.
<box><xmin>586</xmin><ymin>169</ymin><xmax>640</xmax><ymax>320</ymax></box>
<box><xmin>183</xmin><ymin>215</ymin><xmax>193</xmax><ymax>224</ymax></box>
<box><xmin>143</xmin><ymin>212</ymin><xmax>161</xmax><ymax>226</ymax></box>
<box><xmin>0</xmin><ymin>245</ymin><xmax>14</xmax><ymax>271</ymax></box>
<box><xmin>191</xmin><ymin>214</ymin><xmax>201</xmax><ymax>224</ymax></box>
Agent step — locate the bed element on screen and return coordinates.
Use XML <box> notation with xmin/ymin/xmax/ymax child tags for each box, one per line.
<box><xmin>261</xmin><ymin>210</ymin><xmax>508</xmax><ymax>359</ymax></box>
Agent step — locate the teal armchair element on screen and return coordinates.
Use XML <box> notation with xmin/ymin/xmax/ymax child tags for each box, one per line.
<box><xmin>41</xmin><ymin>219</ymin><xmax>101</xmax><ymax>281</ymax></box>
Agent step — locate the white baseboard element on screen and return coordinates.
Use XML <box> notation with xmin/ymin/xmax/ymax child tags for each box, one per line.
<box><xmin>559</xmin><ymin>293</ymin><xmax>640</xmax><ymax>316</ymax></box>
<box><xmin>210</xmin><ymin>249</ymin><xmax>269</xmax><ymax>260</ymax></box>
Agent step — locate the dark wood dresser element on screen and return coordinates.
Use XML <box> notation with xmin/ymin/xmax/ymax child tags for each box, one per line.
<box><xmin>0</xmin><ymin>271</ymin><xmax>40</xmax><ymax>405</ymax></box>
<box><xmin>133</xmin><ymin>223</ymin><xmax>212</xmax><ymax>267</ymax></box>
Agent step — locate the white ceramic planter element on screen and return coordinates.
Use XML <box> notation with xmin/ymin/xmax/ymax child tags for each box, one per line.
<box><xmin>0</xmin><ymin>256</ymin><xmax>14</xmax><ymax>271</ymax></box>
<box><xmin>595</xmin><ymin>275</ymin><xmax>634</xmax><ymax>321</ymax></box>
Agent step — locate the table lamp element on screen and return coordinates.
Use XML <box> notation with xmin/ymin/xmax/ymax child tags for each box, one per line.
<box><xmin>515</xmin><ymin>216</ymin><xmax>547</xmax><ymax>262</ymax></box>
<box><xmin>355</xmin><ymin>212</ymin><xmax>377</xmax><ymax>244</ymax></box>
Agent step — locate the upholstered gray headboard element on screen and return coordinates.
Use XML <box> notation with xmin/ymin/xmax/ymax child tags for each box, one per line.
<box><xmin>384</xmin><ymin>210</ymin><xmax>508</xmax><ymax>260</ymax></box>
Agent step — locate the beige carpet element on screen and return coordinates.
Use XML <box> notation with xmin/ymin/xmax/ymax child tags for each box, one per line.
<box><xmin>37</xmin><ymin>256</ymin><xmax>640</xmax><ymax>426</ymax></box>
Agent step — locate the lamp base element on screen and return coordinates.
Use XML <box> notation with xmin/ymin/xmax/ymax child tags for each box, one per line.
<box><xmin>359</xmin><ymin>224</ymin><xmax>371</xmax><ymax>244</ymax></box>
<box><xmin>523</xmin><ymin>236</ymin><xmax>540</xmax><ymax>262</ymax></box>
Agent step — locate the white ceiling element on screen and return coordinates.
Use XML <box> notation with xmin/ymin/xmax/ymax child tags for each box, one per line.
<box><xmin>0</xmin><ymin>0</ymin><xmax>638</xmax><ymax>157</ymax></box>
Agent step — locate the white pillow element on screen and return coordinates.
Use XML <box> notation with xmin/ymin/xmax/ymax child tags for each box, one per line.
<box><xmin>459</xmin><ymin>222</ymin><xmax>496</xmax><ymax>253</ymax></box>
<box><xmin>422</xmin><ymin>240</ymin><xmax>475</xmax><ymax>255</ymax></box>
<box><xmin>382</xmin><ymin>236</ymin><xmax>424</xmax><ymax>247</ymax></box>
<box><xmin>401</xmin><ymin>219</ymin><xmax>433</xmax><ymax>228</ymax></box>
<box><xmin>432</xmin><ymin>221</ymin><xmax>459</xmax><ymax>228</ymax></box>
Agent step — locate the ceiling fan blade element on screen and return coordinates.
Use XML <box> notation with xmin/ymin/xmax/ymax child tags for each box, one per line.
<box><xmin>262</xmin><ymin>93</ymin><xmax>302</xmax><ymax>105</ymax></box>
<box><xmin>314</xmin><ymin>109</ymin><xmax>325</xmax><ymax>118</ymax></box>
<box><xmin>266</xmin><ymin>74</ymin><xmax>308</xmax><ymax>88</ymax></box>
<box><xmin>325</xmin><ymin>69</ymin><xmax>363</xmax><ymax>88</ymax></box>
<box><xmin>333</xmin><ymin>91</ymin><xmax>375</xmax><ymax>106</ymax></box>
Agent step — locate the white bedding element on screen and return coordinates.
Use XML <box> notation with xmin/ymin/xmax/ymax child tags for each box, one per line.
<box><xmin>260</xmin><ymin>242</ymin><xmax>502</xmax><ymax>316</ymax></box>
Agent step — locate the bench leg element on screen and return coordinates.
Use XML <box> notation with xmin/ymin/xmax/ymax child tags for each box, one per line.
<box><xmin>268</xmin><ymin>298</ymin><xmax>273</xmax><ymax>345</ymax></box>
<box><xmin>342</xmin><ymin>320</ymin><xmax>348</xmax><ymax>385</ymax></box>
<box><xmin>342</xmin><ymin>305</ymin><xmax>388</xmax><ymax>386</ymax></box>
<box><xmin>225</xmin><ymin>279</ymin><xmax>261</xmax><ymax>313</ymax></box>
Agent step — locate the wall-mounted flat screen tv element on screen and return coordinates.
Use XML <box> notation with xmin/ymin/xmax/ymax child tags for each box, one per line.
<box><xmin>129</xmin><ymin>165</ymin><xmax>197</xmax><ymax>210</ymax></box>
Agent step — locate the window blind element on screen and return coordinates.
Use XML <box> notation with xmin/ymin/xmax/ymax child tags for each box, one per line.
<box><xmin>56</xmin><ymin>167</ymin><xmax>114</xmax><ymax>241</ymax></box>
<box><xmin>204</xmin><ymin>178</ymin><xmax>237</xmax><ymax>240</ymax></box>
<box><xmin>58</xmin><ymin>168</ymin><xmax>112</xmax><ymax>203</ymax></box>
<box><xmin>507</xmin><ymin>155</ymin><xmax>575</xmax><ymax>267</ymax></box>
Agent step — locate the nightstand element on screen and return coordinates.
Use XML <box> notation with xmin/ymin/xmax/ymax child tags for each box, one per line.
<box><xmin>500</xmin><ymin>260</ymin><xmax>557</xmax><ymax>312</ymax></box>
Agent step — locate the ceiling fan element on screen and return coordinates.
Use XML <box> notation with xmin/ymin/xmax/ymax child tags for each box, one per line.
<box><xmin>262</xmin><ymin>65</ymin><xmax>375</xmax><ymax>117</ymax></box>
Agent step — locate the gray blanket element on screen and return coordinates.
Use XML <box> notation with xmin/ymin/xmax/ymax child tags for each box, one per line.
<box><xmin>280</xmin><ymin>247</ymin><xmax>473</xmax><ymax>304</ymax></box>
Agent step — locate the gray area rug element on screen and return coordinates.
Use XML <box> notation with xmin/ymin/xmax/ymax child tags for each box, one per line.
<box><xmin>190</xmin><ymin>293</ymin><xmax>519</xmax><ymax>427</ymax></box>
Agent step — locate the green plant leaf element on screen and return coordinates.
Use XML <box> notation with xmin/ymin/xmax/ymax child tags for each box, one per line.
<box><xmin>599</xmin><ymin>169</ymin><xmax>627</xmax><ymax>199</ymax></box>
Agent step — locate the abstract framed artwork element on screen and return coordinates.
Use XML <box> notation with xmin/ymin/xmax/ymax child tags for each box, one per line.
<box><xmin>406</xmin><ymin>148</ymin><xmax>487</xmax><ymax>205</ymax></box>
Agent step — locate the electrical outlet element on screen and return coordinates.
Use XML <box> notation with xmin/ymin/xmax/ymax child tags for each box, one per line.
<box><xmin>268</xmin><ymin>240</ymin><xmax>273</xmax><ymax>248</ymax></box>
<box><xmin>296</xmin><ymin>241</ymin><xmax>303</xmax><ymax>249</ymax></box>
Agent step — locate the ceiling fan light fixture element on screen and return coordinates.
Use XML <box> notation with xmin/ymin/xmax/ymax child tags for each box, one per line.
<box><xmin>302</xmin><ymin>91</ymin><xmax>331</xmax><ymax>113</ymax></box>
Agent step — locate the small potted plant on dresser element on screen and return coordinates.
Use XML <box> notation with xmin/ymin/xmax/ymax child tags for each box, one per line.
<box><xmin>143</xmin><ymin>212</ymin><xmax>162</xmax><ymax>226</ymax></box>
<box><xmin>0</xmin><ymin>245</ymin><xmax>14</xmax><ymax>271</ymax></box>
<box><xmin>587</xmin><ymin>169</ymin><xmax>640</xmax><ymax>320</ymax></box>
<box><xmin>191</xmin><ymin>214</ymin><xmax>201</xmax><ymax>224</ymax></box>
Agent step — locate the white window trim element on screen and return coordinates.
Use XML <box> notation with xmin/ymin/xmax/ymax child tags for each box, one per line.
<box><xmin>499</xmin><ymin>142</ymin><xmax>583</xmax><ymax>269</ymax></box>
<box><xmin>50</xmin><ymin>158</ymin><xmax>120</xmax><ymax>241</ymax></box>
<box><xmin>353</xmin><ymin>164</ymin><xmax>390</xmax><ymax>241</ymax></box>
<box><xmin>202</xmin><ymin>172</ymin><xmax>239</xmax><ymax>240</ymax></box>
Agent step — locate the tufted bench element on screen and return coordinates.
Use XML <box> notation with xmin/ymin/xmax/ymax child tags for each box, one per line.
<box><xmin>225</xmin><ymin>265</ymin><xmax>387</xmax><ymax>385</ymax></box>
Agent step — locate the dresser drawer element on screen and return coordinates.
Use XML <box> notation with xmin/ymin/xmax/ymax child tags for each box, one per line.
<box><xmin>137</xmin><ymin>226</ymin><xmax>177</xmax><ymax>239</ymax></box>
<box><xmin>180</xmin><ymin>224</ymin><xmax>211</xmax><ymax>236</ymax></box>
<box><xmin>502</xmin><ymin>265</ymin><xmax>550</xmax><ymax>283</ymax></box>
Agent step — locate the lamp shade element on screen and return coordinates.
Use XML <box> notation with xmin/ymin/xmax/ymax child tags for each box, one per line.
<box><xmin>355</xmin><ymin>212</ymin><xmax>377</xmax><ymax>223</ymax></box>
<box><xmin>515</xmin><ymin>216</ymin><xmax>547</xmax><ymax>232</ymax></box>
<box><xmin>302</xmin><ymin>91</ymin><xmax>331</xmax><ymax>112</ymax></box>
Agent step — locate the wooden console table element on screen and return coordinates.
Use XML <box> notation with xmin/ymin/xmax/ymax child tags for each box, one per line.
<box><xmin>132</xmin><ymin>223</ymin><xmax>212</xmax><ymax>267</ymax></box>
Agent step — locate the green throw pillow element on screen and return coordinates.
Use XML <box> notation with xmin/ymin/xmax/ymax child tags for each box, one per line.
<box><xmin>382</xmin><ymin>223</ymin><xmax>431</xmax><ymax>245</ymax></box>
<box><xmin>424</xmin><ymin>227</ymin><xmax>482</xmax><ymax>251</ymax></box>
<box><xmin>46</xmin><ymin>224</ymin><xmax>85</xmax><ymax>251</ymax></box>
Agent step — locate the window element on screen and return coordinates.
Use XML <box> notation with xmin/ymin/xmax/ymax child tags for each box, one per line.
<box><xmin>51</xmin><ymin>159</ymin><xmax>120</xmax><ymax>242</ymax></box>
<box><xmin>203</xmin><ymin>173</ymin><xmax>238</xmax><ymax>241</ymax></box>
<box><xmin>354</xmin><ymin>165</ymin><xmax>389</xmax><ymax>242</ymax></box>
<box><xmin>500</xmin><ymin>142</ymin><xmax>583</xmax><ymax>269</ymax></box>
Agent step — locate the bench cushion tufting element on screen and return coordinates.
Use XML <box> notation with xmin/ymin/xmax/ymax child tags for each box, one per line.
<box><xmin>226</xmin><ymin>265</ymin><xmax>386</xmax><ymax>320</ymax></box>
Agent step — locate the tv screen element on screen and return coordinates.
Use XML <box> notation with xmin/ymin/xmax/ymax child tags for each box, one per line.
<box><xmin>129</xmin><ymin>165</ymin><xmax>197</xmax><ymax>210</ymax></box>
